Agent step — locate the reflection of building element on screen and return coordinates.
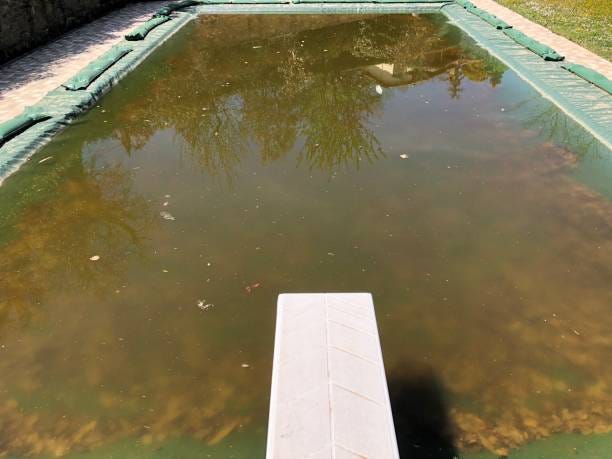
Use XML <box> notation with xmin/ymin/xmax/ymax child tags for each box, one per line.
<box><xmin>365</xmin><ymin>47</ymin><xmax>463</xmax><ymax>88</ymax></box>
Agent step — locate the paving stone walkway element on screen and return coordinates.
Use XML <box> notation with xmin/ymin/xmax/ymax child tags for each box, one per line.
<box><xmin>0</xmin><ymin>1</ymin><xmax>167</xmax><ymax>124</ymax></box>
<box><xmin>470</xmin><ymin>0</ymin><xmax>612</xmax><ymax>79</ymax></box>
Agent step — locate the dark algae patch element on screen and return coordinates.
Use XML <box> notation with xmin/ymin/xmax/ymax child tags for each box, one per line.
<box><xmin>0</xmin><ymin>14</ymin><xmax>611</xmax><ymax>458</ymax></box>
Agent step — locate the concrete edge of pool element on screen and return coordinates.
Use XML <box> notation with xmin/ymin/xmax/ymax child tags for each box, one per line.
<box><xmin>0</xmin><ymin>1</ymin><xmax>610</xmax><ymax>186</ymax></box>
<box><xmin>266</xmin><ymin>293</ymin><xmax>400</xmax><ymax>459</ymax></box>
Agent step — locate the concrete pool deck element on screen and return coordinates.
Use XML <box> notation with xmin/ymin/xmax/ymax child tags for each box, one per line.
<box><xmin>0</xmin><ymin>0</ymin><xmax>610</xmax><ymax>126</ymax></box>
<box><xmin>0</xmin><ymin>1</ymin><xmax>168</xmax><ymax>125</ymax></box>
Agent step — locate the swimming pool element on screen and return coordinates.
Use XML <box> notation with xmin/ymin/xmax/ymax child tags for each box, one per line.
<box><xmin>0</xmin><ymin>12</ymin><xmax>611</xmax><ymax>458</ymax></box>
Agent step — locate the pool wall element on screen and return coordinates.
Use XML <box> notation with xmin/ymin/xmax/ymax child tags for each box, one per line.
<box><xmin>0</xmin><ymin>1</ymin><xmax>610</xmax><ymax>185</ymax></box>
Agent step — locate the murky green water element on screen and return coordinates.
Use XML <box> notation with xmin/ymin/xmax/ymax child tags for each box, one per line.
<box><xmin>1</xmin><ymin>13</ymin><xmax>611</xmax><ymax>458</ymax></box>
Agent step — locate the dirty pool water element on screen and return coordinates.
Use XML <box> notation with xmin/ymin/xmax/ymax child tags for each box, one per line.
<box><xmin>1</xmin><ymin>13</ymin><xmax>612</xmax><ymax>459</ymax></box>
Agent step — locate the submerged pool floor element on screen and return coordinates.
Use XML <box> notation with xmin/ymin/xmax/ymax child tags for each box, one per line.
<box><xmin>0</xmin><ymin>13</ymin><xmax>611</xmax><ymax>458</ymax></box>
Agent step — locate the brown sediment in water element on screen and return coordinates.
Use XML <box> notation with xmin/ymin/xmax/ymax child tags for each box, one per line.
<box><xmin>394</xmin><ymin>159</ymin><xmax>612</xmax><ymax>455</ymax></box>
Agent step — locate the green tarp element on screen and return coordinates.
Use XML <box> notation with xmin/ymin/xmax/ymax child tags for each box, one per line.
<box><xmin>63</xmin><ymin>45</ymin><xmax>132</xmax><ymax>90</ymax></box>
<box><xmin>0</xmin><ymin>108</ymin><xmax>50</xmax><ymax>146</ymax></box>
<box><xmin>125</xmin><ymin>16</ymin><xmax>171</xmax><ymax>41</ymax></box>
<box><xmin>154</xmin><ymin>0</ymin><xmax>201</xmax><ymax>17</ymax></box>
<box><xmin>561</xmin><ymin>63</ymin><xmax>612</xmax><ymax>95</ymax></box>
<box><xmin>466</xmin><ymin>5</ymin><xmax>511</xmax><ymax>29</ymax></box>
<box><xmin>503</xmin><ymin>28</ymin><xmax>564</xmax><ymax>61</ymax></box>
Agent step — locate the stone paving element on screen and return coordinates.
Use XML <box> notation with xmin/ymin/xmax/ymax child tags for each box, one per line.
<box><xmin>0</xmin><ymin>1</ymin><xmax>167</xmax><ymax>124</ymax></box>
<box><xmin>470</xmin><ymin>0</ymin><xmax>612</xmax><ymax>79</ymax></box>
<box><xmin>0</xmin><ymin>0</ymin><xmax>610</xmax><ymax>125</ymax></box>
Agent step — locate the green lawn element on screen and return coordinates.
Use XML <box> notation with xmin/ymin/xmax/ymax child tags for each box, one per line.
<box><xmin>495</xmin><ymin>0</ymin><xmax>611</xmax><ymax>60</ymax></box>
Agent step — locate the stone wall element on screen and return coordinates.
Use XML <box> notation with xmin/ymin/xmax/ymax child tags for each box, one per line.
<box><xmin>0</xmin><ymin>0</ymin><xmax>136</xmax><ymax>64</ymax></box>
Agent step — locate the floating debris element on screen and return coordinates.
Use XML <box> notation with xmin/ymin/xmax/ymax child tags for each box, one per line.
<box><xmin>241</xmin><ymin>363</ymin><xmax>250</xmax><ymax>368</ymax></box>
<box><xmin>89</xmin><ymin>255</ymin><xmax>100</xmax><ymax>261</ymax></box>
<box><xmin>400</xmin><ymin>154</ymin><xmax>409</xmax><ymax>159</ymax></box>
<box><xmin>197</xmin><ymin>300</ymin><xmax>213</xmax><ymax>311</ymax></box>
<box><xmin>245</xmin><ymin>283</ymin><xmax>261</xmax><ymax>294</ymax></box>
<box><xmin>160</xmin><ymin>211</ymin><xmax>175</xmax><ymax>221</ymax></box>
<box><xmin>38</xmin><ymin>156</ymin><xmax>53</xmax><ymax>164</ymax></box>
<box><xmin>375</xmin><ymin>84</ymin><xmax>383</xmax><ymax>95</ymax></box>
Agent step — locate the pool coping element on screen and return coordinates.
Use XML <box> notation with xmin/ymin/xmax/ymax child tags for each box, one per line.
<box><xmin>0</xmin><ymin>1</ymin><xmax>610</xmax><ymax>185</ymax></box>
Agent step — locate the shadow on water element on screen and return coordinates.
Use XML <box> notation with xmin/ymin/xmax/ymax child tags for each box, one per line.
<box><xmin>389</xmin><ymin>365</ymin><xmax>458</xmax><ymax>459</ymax></box>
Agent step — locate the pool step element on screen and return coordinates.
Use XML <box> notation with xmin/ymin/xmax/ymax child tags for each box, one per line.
<box><xmin>266</xmin><ymin>293</ymin><xmax>399</xmax><ymax>459</ymax></box>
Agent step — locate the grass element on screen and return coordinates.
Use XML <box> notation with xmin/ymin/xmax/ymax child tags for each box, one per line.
<box><xmin>495</xmin><ymin>0</ymin><xmax>611</xmax><ymax>60</ymax></box>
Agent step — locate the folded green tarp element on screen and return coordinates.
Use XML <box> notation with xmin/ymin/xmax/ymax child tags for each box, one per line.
<box><xmin>0</xmin><ymin>108</ymin><xmax>50</xmax><ymax>146</ymax></box>
<box><xmin>561</xmin><ymin>63</ymin><xmax>612</xmax><ymax>95</ymax></box>
<box><xmin>154</xmin><ymin>0</ymin><xmax>200</xmax><ymax>17</ymax></box>
<box><xmin>503</xmin><ymin>28</ymin><xmax>564</xmax><ymax>61</ymax></box>
<box><xmin>125</xmin><ymin>16</ymin><xmax>171</xmax><ymax>41</ymax></box>
<box><xmin>63</xmin><ymin>45</ymin><xmax>132</xmax><ymax>91</ymax></box>
<box><xmin>466</xmin><ymin>5</ymin><xmax>511</xmax><ymax>29</ymax></box>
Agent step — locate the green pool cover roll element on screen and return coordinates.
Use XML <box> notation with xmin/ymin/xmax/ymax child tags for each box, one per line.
<box><xmin>561</xmin><ymin>63</ymin><xmax>612</xmax><ymax>95</ymax></box>
<box><xmin>466</xmin><ymin>5</ymin><xmax>511</xmax><ymax>29</ymax></box>
<box><xmin>63</xmin><ymin>45</ymin><xmax>132</xmax><ymax>91</ymax></box>
<box><xmin>503</xmin><ymin>28</ymin><xmax>564</xmax><ymax>61</ymax></box>
<box><xmin>125</xmin><ymin>16</ymin><xmax>171</xmax><ymax>41</ymax></box>
<box><xmin>0</xmin><ymin>108</ymin><xmax>50</xmax><ymax>145</ymax></box>
<box><xmin>154</xmin><ymin>0</ymin><xmax>200</xmax><ymax>17</ymax></box>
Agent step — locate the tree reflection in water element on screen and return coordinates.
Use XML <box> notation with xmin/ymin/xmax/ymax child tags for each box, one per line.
<box><xmin>0</xmin><ymin>155</ymin><xmax>152</xmax><ymax>339</ymax></box>
<box><xmin>114</xmin><ymin>14</ymin><xmax>505</xmax><ymax>179</ymax></box>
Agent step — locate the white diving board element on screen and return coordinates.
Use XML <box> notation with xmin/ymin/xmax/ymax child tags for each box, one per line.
<box><xmin>266</xmin><ymin>293</ymin><xmax>400</xmax><ymax>459</ymax></box>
